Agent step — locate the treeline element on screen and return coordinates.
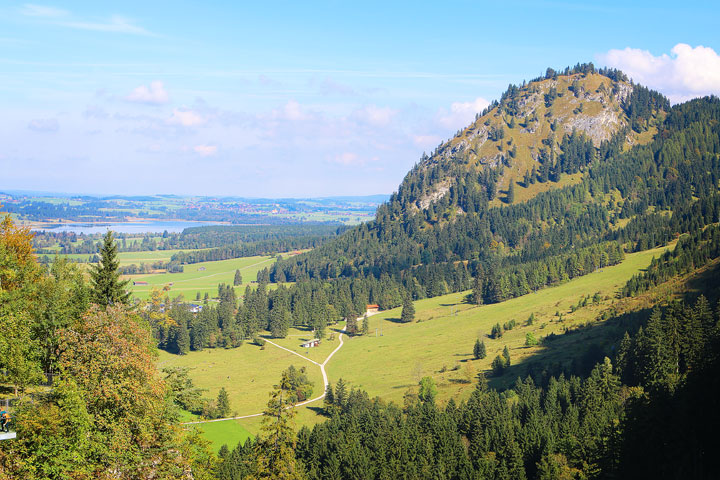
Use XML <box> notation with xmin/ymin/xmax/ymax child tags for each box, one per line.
<box><xmin>216</xmin><ymin>294</ymin><xmax>720</xmax><ymax>479</ymax></box>
<box><xmin>622</xmin><ymin>222</ymin><xmax>720</xmax><ymax>297</ymax></box>
<box><xmin>35</xmin><ymin>225</ymin><xmax>347</xmax><ymax>263</ymax></box>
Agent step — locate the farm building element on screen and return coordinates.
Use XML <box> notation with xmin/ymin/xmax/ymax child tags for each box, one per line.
<box><xmin>188</xmin><ymin>304</ymin><xmax>203</xmax><ymax>313</ymax></box>
<box><xmin>133</xmin><ymin>281</ymin><xmax>148</xmax><ymax>286</ymax></box>
<box><xmin>197</xmin><ymin>266</ymin><xmax>206</xmax><ymax>271</ymax></box>
<box><xmin>366</xmin><ymin>304</ymin><xmax>380</xmax><ymax>314</ymax></box>
<box><xmin>300</xmin><ymin>339</ymin><xmax>320</xmax><ymax>348</ymax></box>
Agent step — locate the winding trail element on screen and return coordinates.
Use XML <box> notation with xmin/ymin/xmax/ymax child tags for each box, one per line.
<box><xmin>183</xmin><ymin>325</ymin><xmax>347</xmax><ymax>425</ymax></box>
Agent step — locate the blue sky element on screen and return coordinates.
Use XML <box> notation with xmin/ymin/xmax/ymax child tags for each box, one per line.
<box><xmin>1</xmin><ymin>1</ymin><xmax>719</xmax><ymax>197</ymax></box>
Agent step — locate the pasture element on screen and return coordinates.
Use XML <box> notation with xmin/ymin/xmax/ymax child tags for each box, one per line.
<box><xmin>165</xmin><ymin>245</ymin><xmax>667</xmax><ymax>449</ymax></box>
<box><xmin>126</xmin><ymin>255</ymin><xmax>277</xmax><ymax>300</ymax></box>
<box><xmin>326</xmin><ymin>245</ymin><xmax>668</xmax><ymax>405</ymax></box>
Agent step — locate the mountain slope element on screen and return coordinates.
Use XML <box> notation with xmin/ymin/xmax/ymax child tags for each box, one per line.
<box><xmin>267</xmin><ymin>65</ymin><xmax>700</xmax><ymax>305</ymax></box>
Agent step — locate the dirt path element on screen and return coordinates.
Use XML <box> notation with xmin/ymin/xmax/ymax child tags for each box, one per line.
<box><xmin>182</xmin><ymin>325</ymin><xmax>347</xmax><ymax>425</ymax></box>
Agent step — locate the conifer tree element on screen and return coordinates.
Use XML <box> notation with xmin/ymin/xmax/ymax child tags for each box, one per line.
<box><xmin>503</xmin><ymin>345</ymin><xmax>511</xmax><ymax>367</ymax></box>
<box><xmin>176</xmin><ymin>323</ymin><xmax>190</xmax><ymax>355</ymax></box>
<box><xmin>473</xmin><ymin>339</ymin><xmax>487</xmax><ymax>359</ymax></box>
<box><xmin>361</xmin><ymin>314</ymin><xmax>369</xmax><ymax>335</ymax></box>
<box><xmin>251</xmin><ymin>372</ymin><xmax>304</xmax><ymax>479</ymax></box>
<box><xmin>472</xmin><ymin>275</ymin><xmax>484</xmax><ymax>305</ymax></box>
<box><xmin>323</xmin><ymin>384</ymin><xmax>335</xmax><ymax>415</ymax></box>
<box><xmin>400</xmin><ymin>296</ymin><xmax>415</xmax><ymax>323</ymax></box>
<box><xmin>233</xmin><ymin>269</ymin><xmax>243</xmax><ymax>286</ymax></box>
<box><xmin>89</xmin><ymin>231</ymin><xmax>130</xmax><ymax>307</ymax></box>
<box><xmin>217</xmin><ymin>387</ymin><xmax>231</xmax><ymax>418</ymax></box>
<box><xmin>507</xmin><ymin>182</ymin><xmax>515</xmax><ymax>204</ymax></box>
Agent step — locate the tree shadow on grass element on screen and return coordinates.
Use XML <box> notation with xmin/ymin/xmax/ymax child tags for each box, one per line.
<box><xmin>384</xmin><ymin>317</ymin><xmax>408</xmax><ymax>324</ymax></box>
<box><xmin>486</xmin><ymin>306</ymin><xmax>654</xmax><ymax>391</ymax></box>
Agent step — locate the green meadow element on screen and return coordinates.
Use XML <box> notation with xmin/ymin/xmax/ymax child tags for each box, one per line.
<box><xmin>126</xmin><ymin>255</ymin><xmax>277</xmax><ymax>300</ymax></box>
<box><xmin>327</xmin><ymin>245</ymin><xmax>667</xmax><ymax>405</ymax></box>
<box><xmin>162</xmin><ymin>245</ymin><xmax>666</xmax><ymax>449</ymax></box>
<box><xmin>158</xmin><ymin>335</ymin><xmax>325</xmax><ymax>421</ymax></box>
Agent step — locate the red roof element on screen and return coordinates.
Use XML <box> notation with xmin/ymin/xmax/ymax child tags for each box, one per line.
<box><xmin>366</xmin><ymin>304</ymin><xmax>379</xmax><ymax>309</ymax></box>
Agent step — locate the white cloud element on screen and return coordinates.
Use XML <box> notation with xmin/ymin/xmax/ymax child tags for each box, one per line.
<box><xmin>83</xmin><ymin>105</ymin><xmax>108</xmax><ymax>119</ymax></box>
<box><xmin>168</xmin><ymin>108</ymin><xmax>205</xmax><ymax>127</ymax></box>
<box><xmin>126</xmin><ymin>81</ymin><xmax>169</xmax><ymax>105</ymax></box>
<box><xmin>28</xmin><ymin>118</ymin><xmax>59</xmax><ymax>132</ymax></box>
<box><xmin>412</xmin><ymin>134</ymin><xmax>442</xmax><ymax>149</ymax></box>
<box><xmin>328</xmin><ymin>152</ymin><xmax>375</xmax><ymax>167</ymax></box>
<box><xmin>283</xmin><ymin>100</ymin><xmax>306</xmax><ymax>121</ymax></box>
<box><xmin>599</xmin><ymin>43</ymin><xmax>720</xmax><ymax>103</ymax></box>
<box><xmin>193</xmin><ymin>145</ymin><xmax>217</xmax><ymax>157</ymax></box>
<box><xmin>438</xmin><ymin>97</ymin><xmax>490</xmax><ymax>130</ymax></box>
<box><xmin>354</xmin><ymin>105</ymin><xmax>396</xmax><ymax>127</ymax></box>
<box><xmin>21</xmin><ymin>5</ymin><xmax>153</xmax><ymax>36</ymax></box>
<box><xmin>21</xmin><ymin>4</ymin><xmax>68</xmax><ymax>17</ymax></box>
<box><xmin>61</xmin><ymin>15</ymin><xmax>153</xmax><ymax>35</ymax></box>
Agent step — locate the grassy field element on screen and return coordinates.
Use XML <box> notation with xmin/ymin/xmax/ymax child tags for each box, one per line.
<box><xmin>325</xmin><ymin>245</ymin><xmax>668</xmax><ymax>406</ymax></box>
<box><xmin>164</xmin><ymin>245</ymin><xmax>666</xmax><ymax>449</ymax></box>
<box><xmin>126</xmin><ymin>255</ymin><xmax>276</xmax><ymax>300</ymax></box>
<box><xmin>158</xmin><ymin>337</ymin><xmax>325</xmax><ymax>421</ymax></box>
<box><xmin>186</xmin><ymin>421</ymin><xmax>254</xmax><ymax>453</ymax></box>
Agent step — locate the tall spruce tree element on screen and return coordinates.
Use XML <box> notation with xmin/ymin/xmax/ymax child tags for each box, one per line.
<box><xmin>400</xmin><ymin>296</ymin><xmax>415</xmax><ymax>323</ymax></box>
<box><xmin>474</xmin><ymin>339</ymin><xmax>487</xmax><ymax>359</ymax></box>
<box><xmin>217</xmin><ymin>387</ymin><xmax>231</xmax><ymax>418</ymax></box>
<box><xmin>89</xmin><ymin>231</ymin><xmax>130</xmax><ymax>307</ymax></box>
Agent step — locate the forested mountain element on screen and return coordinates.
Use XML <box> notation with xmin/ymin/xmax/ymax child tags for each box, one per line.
<box><xmin>266</xmin><ymin>64</ymin><xmax>715</xmax><ymax>310</ymax></box>
<box><xmin>155</xmin><ymin>65</ymin><xmax>720</xmax><ymax>356</ymax></box>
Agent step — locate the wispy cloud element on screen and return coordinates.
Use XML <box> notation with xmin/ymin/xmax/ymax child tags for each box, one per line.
<box><xmin>193</xmin><ymin>145</ymin><xmax>217</xmax><ymax>157</ymax></box>
<box><xmin>598</xmin><ymin>43</ymin><xmax>720</xmax><ymax>103</ymax></box>
<box><xmin>28</xmin><ymin>118</ymin><xmax>59</xmax><ymax>132</ymax></box>
<box><xmin>20</xmin><ymin>4</ymin><xmax>67</xmax><ymax>17</ymax></box>
<box><xmin>437</xmin><ymin>97</ymin><xmax>490</xmax><ymax>130</ymax></box>
<box><xmin>20</xmin><ymin>4</ymin><xmax>155</xmax><ymax>36</ymax></box>
<box><xmin>126</xmin><ymin>81</ymin><xmax>169</xmax><ymax>105</ymax></box>
<box><xmin>168</xmin><ymin>108</ymin><xmax>205</xmax><ymax>127</ymax></box>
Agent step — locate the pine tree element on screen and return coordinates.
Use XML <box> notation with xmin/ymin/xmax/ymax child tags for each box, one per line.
<box><xmin>233</xmin><ymin>269</ymin><xmax>243</xmax><ymax>286</ymax></box>
<box><xmin>334</xmin><ymin>378</ymin><xmax>347</xmax><ymax>411</ymax></box>
<box><xmin>251</xmin><ymin>372</ymin><xmax>304</xmax><ymax>479</ymax></box>
<box><xmin>89</xmin><ymin>231</ymin><xmax>130</xmax><ymax>307</ymax></box>
<box><xmin>400</xmin><ymin>296</ymin><xmax>415</xmax><ymax>323</ymax></box>
<box><xmin>176</xmin><ymin>323</ymin><xmax>190</xmax><ymax>355</ymax></box>
<box><xmin>472</xmin><ymin>275</ymin><xmax>483</xmax><ymax>305</ymax></box>
<box><xmin>323</xmin><ymin>384</ymin><xmax>335</xmax><ymax>415</ymax></box>
<box><xmin>491</xmin><ymin>355</ymin><xmax>505</xmax><ymax>376</ymax></box>
<box><xmin>217</xmin><ymin>387</ymin><xmax>231</xmax><ymax>418</ymax></box>
<box><xmin>473</xmin><ymin>339</ymin><xmax>487</xmax><ymax>360</ymax></box>
<box><xmin>491</xmin><ymin>323</ymin><xmax>503</xmax><ymax>339</ymax></box>
<box><xmin>507</xmin><ymin>182</ymin><xmax>515</xmax><ymax>204</ymax></box>
<box><xmin>361</xmin><ymin>314</ymin><xmax>369</xmax><ymax>335</ymax></box>
<box><xmin>503</xmin><ymin>345</ymin><xmax>511</xmax><ymax>367</ymax></box>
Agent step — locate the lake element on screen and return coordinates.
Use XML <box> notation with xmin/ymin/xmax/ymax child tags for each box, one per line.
<box><xmin>32</xmin><ymin>221</ymin><xmax>226</xmax><ymax>235</ymax></box>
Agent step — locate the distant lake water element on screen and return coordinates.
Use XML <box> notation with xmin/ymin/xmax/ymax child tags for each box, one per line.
<box><xmin>33</xmin><ymin>221</ymin><xmax>225</xmax><ymax>235</ymax></box>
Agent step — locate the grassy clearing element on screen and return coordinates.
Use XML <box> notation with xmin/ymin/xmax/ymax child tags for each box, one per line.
<box><xmin>187</xmin><ymin>421</ymin><xmax>253</xmax><ymax>453</ymax></box>
<box><xmin>326</xmin><ymin>246</ymin><xmax>667</xmax><ymax>406</ymax></box>
<box><xmin>158</xmin><ymin>340</ymin><xmax>324</xmax><ymax>421</ymax></box>
<box><xmin>126</xmin><ymin>255</ymin><xmax>276</xmax><ymax>300</ymax></box>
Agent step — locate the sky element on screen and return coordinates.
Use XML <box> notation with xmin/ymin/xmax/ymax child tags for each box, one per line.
<box><xmin>1</xmin><ymin>1</ymin><xmax>719</xmax><ymax>198</ymax></box>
